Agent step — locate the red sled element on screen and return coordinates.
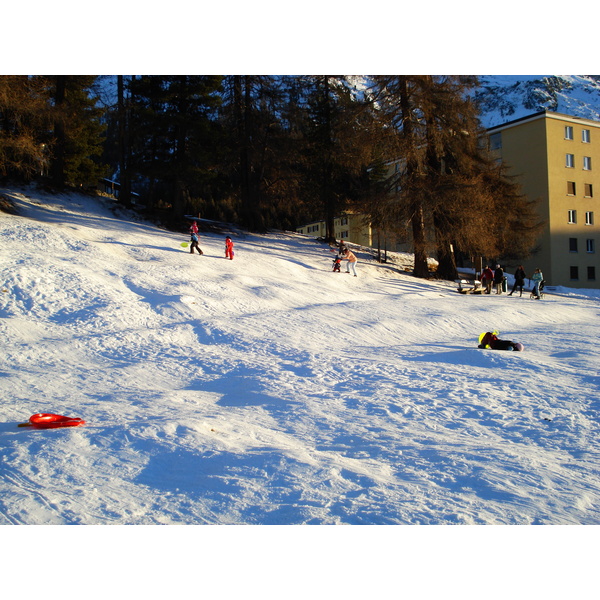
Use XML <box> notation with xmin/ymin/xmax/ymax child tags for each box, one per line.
<box><xmin>20</xmin><ymin>413</ymin><xmax>86</xmax><ymax>429</ymax></box>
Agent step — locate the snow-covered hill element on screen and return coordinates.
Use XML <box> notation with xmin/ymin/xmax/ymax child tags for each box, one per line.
<box><xmin>1</xmin><ymin>186</ymin><xmax>599</xmax><ymax>595</ymax></box>
<box><xmin>475</xmin><ymin>75</ymin><xmax>600</xmax><ymax>127</ymax></box>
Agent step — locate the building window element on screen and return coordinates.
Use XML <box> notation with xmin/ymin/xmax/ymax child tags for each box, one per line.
<box><xmin>340</xmin><ymin>231</ymin><xmax>349</xmax><ymax>239</ymax></box>
<box><xmin>569</xmin><ymin>238</ymin><xmax>578</xmax><ymax>252</ymax></box>
<box><xmin>489</xmin><ymin>132</ymin><xmax>502</xmax><ymax>150</ymax></box>
<box><xmin>582</xmin><ymin>129</ymin><xmax>591</xmax><ymax>143</ymax></box>
<box><xmin>340</xmin><ymin>217</ymin><xmax>348</xmax><ymax>226</ymax></box>
<box><xmin>588</xmin><ymin>266</ymin><xmax>596</xmax><ymax>280</ymax></box>
<box><xmin>586</xmin><ymin>239</ymin><xmax>595</xmax><ymax>253</ymax></box>
<box><xmin>584</xmin><ymin>156</ymin><xmax>592</xmax><ymax>170</ymax></box>
<box><xmin>585</xmin><ymin>183</ymin><xmax>593</xmax><ymax>197</ymax></box>
<box><xmin>568</xmin><ymin>210</ymin><xmax>577</xmax><ymax>224</ymax></box>
<box><xmin>570</xmin><ymin>266</ymin><xmax>579</xmax><ymax>280</ymax></box>
<box><xmin>567</xmin><ymin>181</ymin><xmax>576</xmax><ymax>195</ymax></box>
<box><xmin>566</xmin><ymin>153</ymin><xmax>575</xmax><ymax>168</ymax></box>
<box><xmin>565</xmin><ymin>126</ymin><xmax>574</xmax><ymax>140</ymax></box>
<box><xmin>586</xmin><ymin>211</ymin><xmax>594</xmax><ymax>225</ymax></box>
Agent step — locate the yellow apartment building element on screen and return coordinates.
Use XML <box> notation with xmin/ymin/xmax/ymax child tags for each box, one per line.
<box><xmin>296</xmin><ymin>212</ymin><xmax>373</xmax><ymax>247</ymax></box>
<box><xmin>487</xmin><ymin>110</ymin><xmax>599</xmax><ymax>288</ymax></box>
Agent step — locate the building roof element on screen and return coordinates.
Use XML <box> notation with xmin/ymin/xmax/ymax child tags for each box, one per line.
<box><xmin>486</xmin><ymin>110</ymin><xmax>600</xmax><ymax>133</ymax></box>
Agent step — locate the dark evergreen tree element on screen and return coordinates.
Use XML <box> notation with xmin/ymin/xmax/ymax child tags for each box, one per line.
<box><xmin>129</xmin><ymin>75</ymin><xmax>223</xmax><ymax>222</ymax></box>
<box><xmin>0</xmin><ymin>76</ymin><xmax>51</xmax><ymax>181</ymax></box>
<box><xmin>46</xmin><ymin>76</ymin><xmax>107</xmax><ymax>189</ymax></box>
<box><xmin>117</xmin><ymin>75</ymin><xmax>132</xmax><ymax>207</ymax></box>
<box><xmin>371</xmin><ymin>76</ymin><xmax>432</xmax><ymax>277</ymax></box>
<box><xmin>298</xmin><ymin>76</ymin><xmax>377</xmax><ymax>244</ymax></box>
<box><xmin>218</xmin><ymin>75</ymin><xmax>305</xmax><ymax>231</ymax></box>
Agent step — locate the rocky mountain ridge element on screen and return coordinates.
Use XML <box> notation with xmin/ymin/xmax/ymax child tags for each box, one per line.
<box><xmin>475</xmin><ymin>75</ymin><xmax>600</xmax><ymax>128</ymax></box>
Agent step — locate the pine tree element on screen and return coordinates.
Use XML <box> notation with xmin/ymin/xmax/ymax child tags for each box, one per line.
<box><xmin>46</xmin><ymin>76</ymin><xmax>108</xmax><ymax>189</ymax></box>
<box><xmin>129</xmin><ymin>75</ymin><xmax>223</xmax><ymax>221</ymax></box>
<box><xmin>371</xmin><ymin>76</ymin><xmax>432</xmax><ymax>277</ymax></box>
<box><xmin>371</xmin><ymin>75</ymin><xmax>542</xmax><ymax>280</ymax></box>
<box><xmin>0</xmin><ymin>76</ymin><xmax>50</xmax><ymax>181</ymax></box>
<box><xmin>117</xmin><ymin>75</ymin><xmax>132</xmax><ymax>207</ymax></box>
<box><xmin>420</xmin><ymin>76</ymin><xmax>542</xmax><ymax>277</ymax></box>
<box><xmin>298</xmin><ymin>76</ymin><xmax>377</xmax><ymax>244</ymax></box>
<box><xmin>218</xmin><ymin>75</ymin><xmax>304</xmax><ymax>231</ymax></box>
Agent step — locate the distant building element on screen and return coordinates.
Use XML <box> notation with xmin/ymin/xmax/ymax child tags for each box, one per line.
<box><xmin>298</xmin><ymin>111</ymin><xmax>599</xmax><ymax>287</ymax></box>
<box><xmin>487</xmin><ymin>110</ymin><xmax>599</xmax><ymax>288</ymax></box>
<box><xmin>296</xmin><ymin>213</ymin><xmax>373</xmax><ymax>247</ymax></box>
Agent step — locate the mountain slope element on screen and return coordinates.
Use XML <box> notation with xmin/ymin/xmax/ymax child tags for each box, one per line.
<box><xmin>475</xmin><ymin>75</ymin><xmax>600</xmax><ymax>127</ymax></box>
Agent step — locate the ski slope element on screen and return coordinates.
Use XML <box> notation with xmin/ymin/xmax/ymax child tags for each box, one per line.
<box><xmin>1</xmin><ymin>185</ymin><xmax>598</xmax><ymax>596</ymax></box>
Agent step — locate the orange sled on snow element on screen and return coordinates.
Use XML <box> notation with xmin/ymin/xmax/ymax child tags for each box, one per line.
<box><xmin>19</xmin><ymin>413</ymin><xmax>86</xmax><ymax>429</ymax></box>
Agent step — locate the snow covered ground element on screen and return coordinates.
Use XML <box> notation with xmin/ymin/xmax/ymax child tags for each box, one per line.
<box><xmin>1</xmin><ymin>186</ymin><xmax>598</xmax><ymax>595</ymax></box>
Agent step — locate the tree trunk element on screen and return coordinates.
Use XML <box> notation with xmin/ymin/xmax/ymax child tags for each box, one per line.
<box><xmin>51</xmin><ymin>76</ymin><xmax>66</xmax><ymax>189</ymax></box>
<box><xmin>398</xmin><ymin>77</ymin><xmax>430</xmax><ymax>278</ymax></box>
<box><xmin>411</xmin><ymin>203</ymin><xmax>430</xmax><ymax>277</ymax></box>
<box><xmin>117</xmin><ymin>75</ymin><xmax>132</xmax><ymax>207</ymax></box>
<box><xmin>436</xmin><ymin>240</ymin><xmax>459</xmax><ymax>280</ymax></box>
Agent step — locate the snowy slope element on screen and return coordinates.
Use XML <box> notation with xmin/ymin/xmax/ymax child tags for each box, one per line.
<box><xmin>1</xmin><ymin>185</ymin><xmax>599</xmax><ymax>595</ymax></box>
<box><xmin>1</xmin><ymin>185</ymin><xmax>600</xmax><ymax>527</ymax></box>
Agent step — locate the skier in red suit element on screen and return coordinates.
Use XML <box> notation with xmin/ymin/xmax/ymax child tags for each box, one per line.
<box><xmin>225</xmin><ymin>236</ymin><xmax>234</xmax><ymax>260</ymax></box>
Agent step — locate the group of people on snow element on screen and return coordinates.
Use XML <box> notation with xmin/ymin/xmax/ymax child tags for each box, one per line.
<box><xmin>335</xmin><ymin>241</ymin><xmax>358</xmax><ymax>276</ymax></box>
<box><xmin>186</xmin><ymin>221</ymin><xmax>359</xmax><ymax>274</ymax></box>
<box><xmin>188</xmin><ymin>221</ymin><xmax>234</xmax><ymax>260</ymax></box>
<box><xmin>185</xmin><ymin>222</ymin><xmax>544</xmax><ymax>300</ymax></box>
<box><xmin>479</xmin><ymin>265</ymin><xmax>544</xmax><ymax>299</ymax></box>
<box><xmin>184</xmin><ymin>222</ymin><xmax>536</xmax><ymax>354</ymax></box>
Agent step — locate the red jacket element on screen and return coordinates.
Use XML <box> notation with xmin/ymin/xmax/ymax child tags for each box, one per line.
<box><xmin>480</xmin><ymin>268</ymin><xmax>494</xmax><ymax>282</ymax></box>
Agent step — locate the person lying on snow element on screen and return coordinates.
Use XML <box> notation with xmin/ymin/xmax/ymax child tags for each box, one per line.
<box><xmin>478</xmin><ymin>331</ymin><xmax>524</xmax><ymax>351</ymax></box>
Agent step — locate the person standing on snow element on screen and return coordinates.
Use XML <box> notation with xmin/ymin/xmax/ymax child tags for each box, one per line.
<box><xmin>531</xmin><ymin>268</ymin><xmax>543</xmax><ymax>299</ymax></box>
<box><xmin>225</xmin><ymin>236</ymin><xmax>234</xmax><ymax>260</ymax></box>
<box><xmin>190</xmin><ymin>231</ymin><xmax>203</xmax><ymax>255</ymax></box>
<box><xmin>509</xmin><ymin>265</ymin><xmax>526</xmax><ymax>296</ymax></box>
<box><xmin>343</xmin><ymin>248</ymin><xmax>358</xmax><ymax>277</ymax></box>
<box><xmin>493</xmin><ymin>264</ymin><xmax>504</xmax><ymax>294</ymax></box>
<box><xmin>189</xmin><ymin>220</ymin><xmax>198</xmax><ymax>235</ymax></box>
<box><xmin>480</xmin><ymin>266</ymin><xmax>494</xmax><ymax>294</ymax></box>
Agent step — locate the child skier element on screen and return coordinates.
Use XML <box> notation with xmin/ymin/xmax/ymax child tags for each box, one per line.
<box><xmin>190</xmin><ymin>232</ymin><xmax>203</xmax><ymax>255</ymax></box>
<box><xmin>225</xmin><ymin>236</ymin><xmax>234</xmax><ymax>260</ymax></box>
